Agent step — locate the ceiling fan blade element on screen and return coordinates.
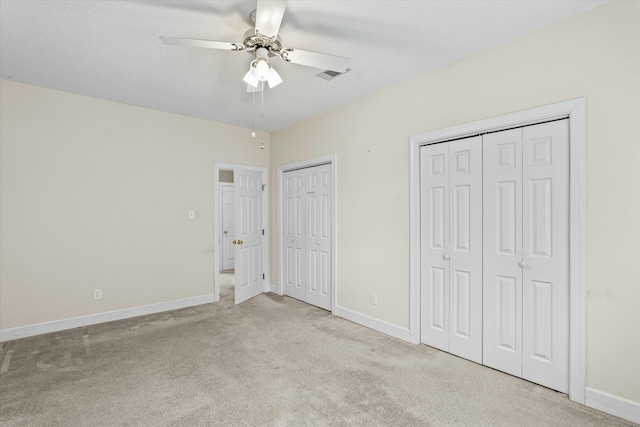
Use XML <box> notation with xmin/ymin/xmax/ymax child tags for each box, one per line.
<box><xmin>255</xmin><ymin>0</ymin><xmax>287</xmax><ymax>37</ymax></box>
<box><xmin>283</xmin><ymin>49</ymin><xmax>350</xmax><ymax>73</ymax></box>
<box><xmin>159</xmin><ymin>36</ymin><xmax>242</xmax><ymax>51</ymax></box>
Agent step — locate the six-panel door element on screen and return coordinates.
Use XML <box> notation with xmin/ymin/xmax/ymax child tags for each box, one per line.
<box><xmin>482</xmin><ymin>121</ymin><xmax>569</xmax><ymax>393</ymax></box>
<box><xmin>420</xmin><ymin>136</ymin><xmax>483</xmax><ymax>363</ymax></box>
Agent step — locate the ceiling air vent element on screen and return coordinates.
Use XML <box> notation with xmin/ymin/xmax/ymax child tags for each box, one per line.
<box><xmin>316</xmin><ymin>68</ymin><xmax>351</xmax><ymax>81</ymax></box>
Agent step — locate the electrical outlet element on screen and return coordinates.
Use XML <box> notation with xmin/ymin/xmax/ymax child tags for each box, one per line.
<box><xmin>93</xmin><ymin>288</ymin><xmax>102</xmax><ymax>300</ymax></box>
<box><xmin>188</xmin><ymin>210</ymin><xmax>195</xmax><ymax>220</ymax></box>
<box><xmin>370</xmin><ymin>292</ymin><xmax>378</xmax><ymax>305</ymax></box>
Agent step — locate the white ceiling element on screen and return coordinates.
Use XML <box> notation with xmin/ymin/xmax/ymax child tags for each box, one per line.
<box><xmin>0</xmin><ymin>0</ymin><xmax>606</xmax><ymax>132</ymax></box>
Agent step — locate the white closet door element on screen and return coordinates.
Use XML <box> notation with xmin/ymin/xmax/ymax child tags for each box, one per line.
<box><xmin>483</xmin><ymin>128</ymin><xmax>524</xmax><ymax>377</ymax></box>
<box><xmin>305</xmin><ymin>164</ymin><xmax>332</xmax><ymax>311</ymax></box>
<box><xmin>483</xmin><ymin>121</ymin><xmax>569</xmax><ymax>393</ymax></box>
<box><xmin>283</xmin><ymin>170</ymin><xmax>306</xmax><ymax>301</ymax></box>
<box><xmin>420</xmin><ymin>142</ymin><xmax>450</xmax><ymax>352</ymax></box>
<box><xmin>521</xmin><ymin>120</ymin><xmax>569</xmax><ymax>393</ymax></box>
<box><xmin>420</xmin><ymin>137</ymin><xmax>482</xmax><ymax>362</ymax></box>
<box><xmin>448</xmin><ymin>137</ymin><xmax>483</xmax><ymax>363</ymax></box>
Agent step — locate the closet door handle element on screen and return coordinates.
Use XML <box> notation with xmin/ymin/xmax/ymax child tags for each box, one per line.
<box><xmin>443</xmin><ymin>253</ymin><xmax>450</xmax><ymax>261</ymax></box>
<box><xmin>316</xmin><ymin>241</ymin><xmax>320</xmax><ymax>246</ymax></box>
<box><xmin>519</xmin><ymin>260</ymin><xmax>529</xmax><ymax>269</ymax></box>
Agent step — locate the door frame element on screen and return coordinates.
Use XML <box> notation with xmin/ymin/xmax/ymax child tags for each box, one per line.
<box><xmin>277</xmin><ymin>154</ymin><xmax>337</xmax><ymax>314</ymax></box>
<box><xmin>213</xmin><ymin>163</ymin><xmax>269</xmax><ymax>302</ymax></box>
<box><xmin>409</xmin><ymin>98</ymin><xmax>586</xmax><ymax>403</ymax></box>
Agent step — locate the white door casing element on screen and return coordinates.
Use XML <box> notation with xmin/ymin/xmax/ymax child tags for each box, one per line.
<box><xmin>220</xmin><ymin>183</ymin><xmax>236</xmax><ymax>271</ymax></box>
<box><xmin>234</xmin><ymin>167</ymin><xmax>264</xmax><ymax>305</ymax></box>
<box><xmin>410</xmin><ymin>98</ymin><xmax>586</xmax><ymax>403</ymax></box>
<box><xmin>420</xmin><ymin>136</ymin><xmax>482</xmax><ymax>363</ymax></box>
<box><xmin>483</xmin><ymin>120</ymin><xmax>569</xmax><ymax>393</ymax></box>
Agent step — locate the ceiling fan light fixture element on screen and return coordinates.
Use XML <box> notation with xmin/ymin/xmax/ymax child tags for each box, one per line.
<box><xmin>254</xmin><ymin>58</ymin><xmax>270</xmax><ymax>81</ymax></box>
<box><xmin>267</xmin><ymin>67</ymin><xmax>283</xmax><ymax>88</ymax></box>
<box><xmin>243</xmin><ymin>67</ymin><xmax>259</xmax><ymax>87</ymax></box>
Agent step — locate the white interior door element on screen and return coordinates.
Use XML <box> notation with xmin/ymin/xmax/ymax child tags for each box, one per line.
<box><xmin>282</xmin><ymin>163</ymin><xmax>333</xmax><ymax>311</ymax></box>
<box><xmin>283</xmin><ymin>170</ymin><xmax>305</xmax><ymax>301</ymax></box>
<box><xmin>220</xmin><ymin>183</ymin><xmax>235</xmax><ymax>271</ymax></box>
<box><xmin>483</xmin><ymin>128</ymin><xmax>524</xmax><ymax>377</ymax></box>
<box><xmin>234</xmin><ymin>167</ymin><xmax>264</xmax><ymax>305</ymax></box>
<box><xmin>448</xmin><ymin>137</ymin><xmax>483</xmax><ymax>363</ymax></box>
<box><xmin>305</xmin><ymin>164</ymin><xmax>332</xmax><ymax>311</ymax></box>
<box><xmin>483</xmin><ymin>121</ymin><xmax>569</xmax><ymax>392</ymax></box>
<box><xmin>420</xmin><ymin>137</ymin><xmax>482</xmax><ymax>363</ymax></box>
<box><xmin>521</xmin><ymin>120</ymin><xmax>569</xmax><ymax>393</ymax></box>
<box><xmin>420</xmin><ymin>142</ymin><xmax>450</xmax><ymax>352</ymax></box>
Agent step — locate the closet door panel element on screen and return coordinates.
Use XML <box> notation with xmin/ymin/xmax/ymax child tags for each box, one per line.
<box><xmin>448</xmin><ymin>137</ymin><xmax>483</xmax><ymax>363</ymax></box>
<box><xmin>305</xmin><ymin>164</ymin><xmax>332</xmax><ymax>311</ymax></box>
<box><xmin>283</xmin><ymin>171</ymin><xmax>306</xmax><ymax>301</ymax></box>
<box><xmin>522</xmin><ymin>120</ymin><xmax>569</xmax><ymax>393</ymax></box>
<box><xmin>483</xmin><ymin>129</ymin><xmax>523</xmax><ymax>377</ymax></box>
<box><xmin>420</xmin><ymin>143</ymin><xmax>450</xmax><ymax>351</ymax></box>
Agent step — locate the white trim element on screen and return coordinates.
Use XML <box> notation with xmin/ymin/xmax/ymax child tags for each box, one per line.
<box><xmin>585</xmin><ymin>387</ymin><xmax>640</xmax><ymax>424</ymax></box>
<box><xmin>334</xmin><ymin>305</ymin><xmax>412</xmax><ymax>342</ymax></box>
<box><xmin>0</xmin><ymin>294</ymin><xmax>214</xmax><ymax>342</ymax></box>
<box><xmin>269</xmin><ymin>283</ymin><xmax>278</xmax><ymax>294</ymax></box>
<box><xmin>213</xmin><ymin>163</ymin><xmax>269</xmax><ymax>303</ymax></box>
<box><xmin>409</xmin><ymin>98</ymin><xmax>586</xmax><ymax>403</ymax></box>
<box><xmin>277</xmin><ymin>154</ymin><xmax>337</xmax><ymax>314</ymax></box>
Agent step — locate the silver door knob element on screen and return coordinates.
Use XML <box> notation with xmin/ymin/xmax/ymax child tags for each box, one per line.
<box><xmin>316</xmin><ymin>241</ymin><xmax>320</xmax><ymax>246</ymax></box>
<box><xmin>443</xmin><ymin>253</ymin><xmax>450</xmax><ymax>261</ymax></box>
<box><xmin>519</xmin><ymin>260</ymin><xmax>529</xmax><ymax>268</ymax></box>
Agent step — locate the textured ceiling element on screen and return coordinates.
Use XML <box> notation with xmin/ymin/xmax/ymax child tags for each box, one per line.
<box><xmin>0</xmin><ymin>0</ymin><xmax>607</xmax><ymax>131</ymax></box>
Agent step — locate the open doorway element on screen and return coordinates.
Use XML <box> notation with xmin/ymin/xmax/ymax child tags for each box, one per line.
<box><xmin>219</xmin><ymin>169</ymin><xmax>235</xmax><ymax>302</ymax></box>
<box><xmin>213</xmin><ymin>162</ymin><xmax>269</xmax><ymax>305</ymax></box>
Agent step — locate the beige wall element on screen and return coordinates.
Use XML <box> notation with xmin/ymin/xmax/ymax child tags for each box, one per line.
<box><xmin>270</xmin><ymin>1</ymin><xmax>640</xmax><ymax>403</ymax></box>
<box><xmin>0</xmin><ymin>80</ymin><xmax>268</xmax><ymax>328</ymax></box>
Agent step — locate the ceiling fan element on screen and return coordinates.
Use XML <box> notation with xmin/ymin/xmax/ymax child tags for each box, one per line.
<box><xmin>160</xmin><ymin>0</ymin><xmax>351</xmax><ymax>92</ymax></box>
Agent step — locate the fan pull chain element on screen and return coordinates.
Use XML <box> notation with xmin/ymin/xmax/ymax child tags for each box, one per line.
<box><xmin>260</xmin><ymin>81</ymin><xmax>264</xmax><ymax>150</ymax></box>
<box><xmin>251</xmin><ymin>88</ymin><xmax>256</xmax><ymax>138</ymax></box>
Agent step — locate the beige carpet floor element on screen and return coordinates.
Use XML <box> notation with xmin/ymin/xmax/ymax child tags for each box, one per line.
<box><xmin>0</xmin><ymin>273</ymin><xmax>634</xmax><ymax>426</ymax></box>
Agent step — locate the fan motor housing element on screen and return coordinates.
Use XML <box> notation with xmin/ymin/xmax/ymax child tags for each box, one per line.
<box><xmin>243</xmin><ymin>29</ymin><xmax>282</xmax><ymax>57</ymax></box>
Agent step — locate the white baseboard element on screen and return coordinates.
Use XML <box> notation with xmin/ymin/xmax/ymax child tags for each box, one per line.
<box><xmin>269</xmin><ymin>283</ymin><xmax>279</xmax><ymax>294</ymax></box>
<box><xmin>0</xmin><ymin>294</ymin><xmax>215</xmax><ymax>342</ymax></box>
<box><xmin>585</xmin><ymin>387</ymin><xmax>640</xmax><ymax>424</ymax></box>
<box><xmin>334</xmin><ymin>305</ymin><xmax>412</xmax><ymax>342</ymax></box>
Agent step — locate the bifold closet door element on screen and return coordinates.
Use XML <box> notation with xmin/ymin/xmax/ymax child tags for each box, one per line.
<box><xmin>304</xmin><ymin>164</ymin><xmax>332</xmax><ymax>311</ymax></box>
<box><xmin>483</xmin><ymin>120</ymin><xmax>569</xmax><ymax>393</ymax></box>
<box><xmin>283</xmin><ymin>170</ymin><xmax>305</xmax><ymax>302</ymax></box>
<box><xmin>420</xmin><ymin>136</ymin><xmax>483</xmax><ymax>363</ymax></box>
<box><xmin>282</xmin><ymin>164</ymin><xmax>332</xmax><ymax>311</ymax></box>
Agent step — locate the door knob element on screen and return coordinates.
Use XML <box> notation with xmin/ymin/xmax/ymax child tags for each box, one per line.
<box><xmin>519</xmin><ymin>260</ymin><xmax>529</xmax><ymax>268</ymax></box>
<box><xmin>224</xmin><ymin>230</ymin><xmax>227</xmax><ymax>234</ymax></box>
<box><xmin>237</xmin><ymin>240</ymin><xmax>243</xmax><ymax>245</ymax></box>
<box><xmin>443</xmin><ymin>253</ymin><xmax>450</xmax><ymax>261</ymax></box>
<box><xmin>291</xmin><ymin>239</ymin><xmax>295</xmax><ymax>243</ymax></box>
<box><xmin>316</xmin><ymin>241</ymin><xmax>320</xmax><ymax>246</ymax></box>
<box><xmin>232</xmin><ymin>240</ymin><xmax>237</xmax><ymax>245</ymax></box>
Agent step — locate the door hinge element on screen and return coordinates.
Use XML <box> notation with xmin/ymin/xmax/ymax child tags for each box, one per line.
<box><xmin>263</xmin><ymin>273</ymin><xmax>265</xmax><ymax>280</ymax></box>
<box><xmin>262</xmin><ymin>229</ymin><xmax>265</xmax><ymax>235</ymax></box>
<box><xmin>262</xmin><ymin>184</ymin><xmax>266</xmax><ymax>191</ymax></box>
